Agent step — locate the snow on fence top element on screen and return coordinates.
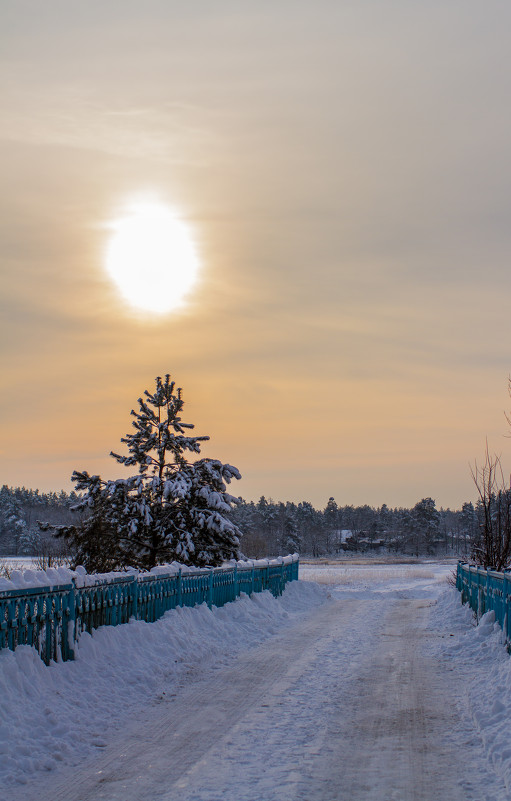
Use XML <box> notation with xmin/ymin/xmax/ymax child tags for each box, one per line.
<box><xmin>0</xmin><ymin>554</ymin><xmax>299</xmax><ymax>592</ymax></box>
<box><xmin>0</xmin><ymin>555</ymin><xmax>300</xmax><ymax>665</ymax></box>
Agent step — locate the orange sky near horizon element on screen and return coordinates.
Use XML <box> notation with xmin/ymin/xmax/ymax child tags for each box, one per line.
<box><xmin>2</xmin><ymin>1</ymin><xmax>511</xmax><ymax>510</ymax></box>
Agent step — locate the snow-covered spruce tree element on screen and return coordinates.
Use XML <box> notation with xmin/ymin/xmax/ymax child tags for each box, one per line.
<box><xmin>53</xmin><ymin>375</ymin><xmax>242</xmax><ymax>571</ymax></box>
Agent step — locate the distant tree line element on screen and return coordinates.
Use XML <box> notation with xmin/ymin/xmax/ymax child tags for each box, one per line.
<box><xmin>229</xmin><ymin>495</ymin><xmax>479</xmax><ymax>559</ymax></box>
<box><xmin>0</xmin><ymin>485</ymin><xmax>481</xmax><ymax>560</ymax></box>
<box><xmin>0</xmin><ymin>486</ymin><xmax>78</xmax><ymax>557</ymax></box>
<box><xmin>0</xmin><ymin>484</ymin><xmax>492</xmax><ymax>561</ymax></box>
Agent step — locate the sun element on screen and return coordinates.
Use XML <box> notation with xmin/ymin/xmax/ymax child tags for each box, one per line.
<box><xmin>105</xmin><ymin>201</ymin><xmax>200</xmax><ymax>313</ymax></box>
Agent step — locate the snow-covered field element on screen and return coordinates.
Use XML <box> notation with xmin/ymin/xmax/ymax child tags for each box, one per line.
<box><xmin>1</xmin><ymin>560</ymin><xmax>511</xmax><ymax>800</ymax></box>
<box><xmin>0</xmin><ymin>556</ymin><xmax>37</xmax><ymax>571</ymax></box>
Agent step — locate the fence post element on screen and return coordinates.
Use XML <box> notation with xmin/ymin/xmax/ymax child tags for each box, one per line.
<box><xmin>66</xmin><ymin>582</ymin><xmax>76</xmax><ymax>661</ymax></box>
<box><xmin>130</xmin><ymin>576</ymin><xmax>139</xmax><ymax>621</ymax></box>
<box><xmin>462</xmin><ymin>563</ymin><xmax>468</xmax><ymax>604</ymax></box>
<box><xmin>487</xmin><ymin>567</ymin><xmax>491</xmax><ymax>614</ymax></box>
<box><xmin>7</xmin><ymin>599</ymin><xmax>16</xmax><ymax>653</ymax></box>
<box><xmin>251</xmin><ymin>566</ymin><xmax>255</xmax><ymax>595</ymax></box>
<box><xmin>177</xmin><ymin>569</ymin><xmax>182</xmax><ymax>608</ymax></box>
<box><xmin>234</xmin><ymin>563</ymin><xmax>239</xmax><ymax>599</ymax></box>
<box><xmin>44</xmin><ymin>594</ymin><xmax>52</xmax><ymax>665</ymax></box>
<box><xmin>208</xmin><ymin>570</ymin><xmax>213</xmax><ymax>609</ymax></box>
<box><xmin>476</xmin><ymin>567</ymin><xmax>480</xmax><ymax>620</ymax></box>
<box><xmin>504</xmin><ymin>570</ymin><xmax>509</xmax><ymax>643</ymax></box>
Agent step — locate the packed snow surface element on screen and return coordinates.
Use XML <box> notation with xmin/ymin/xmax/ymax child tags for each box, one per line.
<box><xmin>2</xmin><ymin>560</ymin><xmax>511</xmax><ymax>800</ymax></box>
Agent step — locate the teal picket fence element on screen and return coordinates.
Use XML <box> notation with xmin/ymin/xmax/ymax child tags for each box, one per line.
<box><xmin>0</xmin><ymin>557</ymin><xmax>299</xmax><ymax>665</ymax></box>
<box><xmin>456</xmin><ymin>561</ymin><xmax>511</xmax><ymax>639</ymax></box>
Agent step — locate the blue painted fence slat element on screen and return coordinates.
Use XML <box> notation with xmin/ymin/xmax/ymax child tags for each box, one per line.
<box><xmin>0</xmin><ymin>557</ymin><xmax>299</xmax><ymax>665</ymax></box>
<box><xmin>457</xmin><ymin>561</ymin><xmax>511</xmax><ymax>642</ymax></box>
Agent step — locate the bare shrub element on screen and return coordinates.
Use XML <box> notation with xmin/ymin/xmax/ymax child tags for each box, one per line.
<box><xmin>471</xmin><ymin>443</ymin><xmax>511</xmax><ymax>570</ymax></box>
<box><xmin>446</xmin><ymin>568</ymin><xmax>457</xmax><ymax>587</ymax></box>
<box><xmin>33</xmin><ymin>542</ymin><xmax>72</xmax><ymax>571</ymax></box>
<box><xmin>0</xmin><ymin>559</ymin><xmax>28</xmax><ymax>579</ymax></box>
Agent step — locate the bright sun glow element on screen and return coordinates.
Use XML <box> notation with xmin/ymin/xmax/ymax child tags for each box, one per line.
<box><xmin>105</xmin><ymin>201</ymin><xmax>199</xmax><ymax>313</ymax></box>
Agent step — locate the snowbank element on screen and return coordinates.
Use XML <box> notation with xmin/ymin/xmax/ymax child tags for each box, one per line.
<box><xmin>0</xmin><ymin>577</ymin><xmax>326</xmax><ymax>789</ymax></box>
<box><xmin>431</xmin><ymin>589</ymin><xmax>511</xmax><ymax>793</ymax></box>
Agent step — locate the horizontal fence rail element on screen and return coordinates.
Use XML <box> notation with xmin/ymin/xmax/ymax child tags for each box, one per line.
<box><xmin>456</xmin><ymin>561</ymin><xmax>511</xmax><ymax>639</ymax></box>
<box><xmin>0</xmin><ymin>557</ymin><xmax>299</xmax><ymax>665</ymax></box>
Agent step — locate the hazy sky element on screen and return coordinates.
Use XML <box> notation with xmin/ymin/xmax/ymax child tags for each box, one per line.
<box><xmin>2</xmin><ymin>1</ymin><xmax>511</xmax><ymax>509</ymax></box>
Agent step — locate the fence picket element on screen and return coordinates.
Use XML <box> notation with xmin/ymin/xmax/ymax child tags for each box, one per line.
<box><xmin>457</xmin><ymin>561</ymin><xmax>511</xmax><ymax>646</ymax></box>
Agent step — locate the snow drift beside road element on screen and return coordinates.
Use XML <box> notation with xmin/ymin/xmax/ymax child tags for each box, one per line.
<box><xmin>0</xmin><ymin>580</ymin><xmax>328</xmax><ymax>789</ymax></box>
<box><xmin>430</xmin><ymin>589</ymin><xmax>511</xmax><ymax>794</ymax></box>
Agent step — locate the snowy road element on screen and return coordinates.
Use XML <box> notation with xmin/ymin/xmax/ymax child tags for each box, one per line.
<box><xmin>311</xmin><ymin>598</ymin><xmax>461</xmax><ymax>800</ymax></box>
<box><xmin>4</xmin><ymin>563</ymin><xmax>510</xmax><ymax>800</ymax></box>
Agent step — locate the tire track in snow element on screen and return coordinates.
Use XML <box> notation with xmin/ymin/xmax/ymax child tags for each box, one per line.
<box><xmin>17</xmin><ymin>597</ymin><xmax>358</xmax><ymax>801</ymax></box>
<box><xmin>307</xmin><ymin>600</ymin><xmax>455</xmax><ymax>800</ymax></box>
<box><xmin>299</xmin><ymin>599</ymin><xmax>506</xmax><ymax>801</ymax></box>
